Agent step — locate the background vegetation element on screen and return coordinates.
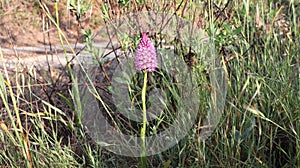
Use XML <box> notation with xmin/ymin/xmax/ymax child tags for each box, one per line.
<box><xmin>0</xmin><ymin>0</ymin><xmax>299</xmax><ymax>167</ymax></box>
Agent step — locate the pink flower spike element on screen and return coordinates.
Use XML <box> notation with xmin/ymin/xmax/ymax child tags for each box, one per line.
<box><xmin>134</xmin><ymin>33</ymin><xmax>158</xmax><ymax>72</ymax></box>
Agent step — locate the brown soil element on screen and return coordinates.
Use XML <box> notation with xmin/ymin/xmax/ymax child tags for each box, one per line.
<box><xmin>0</xmin><ymin>1</ymin><xmax>104</xmax><ymax>49</ymax></box>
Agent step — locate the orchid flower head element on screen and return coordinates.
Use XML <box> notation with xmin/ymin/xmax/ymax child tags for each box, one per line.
<box><xmin>134</xmin><ymin>33</ymin><xmax>158</xmax><ymax>72</ymax></box>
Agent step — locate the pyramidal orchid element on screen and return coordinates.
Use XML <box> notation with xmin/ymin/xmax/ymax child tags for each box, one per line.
<box><xmin>134</xmin><ymin>33</ymin><xmax>158</xmax><ymax>72</ymax></box>
<box><xmin>134</xmin><ymin>33</ymin><xmax>158</xmax><ymax>163</ymax></box>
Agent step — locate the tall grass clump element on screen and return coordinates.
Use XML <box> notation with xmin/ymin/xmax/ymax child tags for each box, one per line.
<box><xmin>0</xmin><ymin>0</ymin><xmax>299</xmax><ymax>167</ymax></box>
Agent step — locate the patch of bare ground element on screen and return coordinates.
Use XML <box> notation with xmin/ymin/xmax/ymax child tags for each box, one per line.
<box><xmin>0</xmin><ymin>0</ymin><xmax>103</xmax><ymax>50</ymax></box>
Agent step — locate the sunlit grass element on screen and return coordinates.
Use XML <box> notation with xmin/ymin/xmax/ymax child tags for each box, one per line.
<box><xmin>0</xmin><ymin>0</ymin><xmax>299</xmax><ymax>167</ymax></box>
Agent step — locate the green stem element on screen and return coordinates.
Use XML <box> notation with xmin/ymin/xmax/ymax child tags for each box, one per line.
<box><xmin>141</xmin><ymin>71</ymin><xmax>148</xmax><ymax>167</ymax></box>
